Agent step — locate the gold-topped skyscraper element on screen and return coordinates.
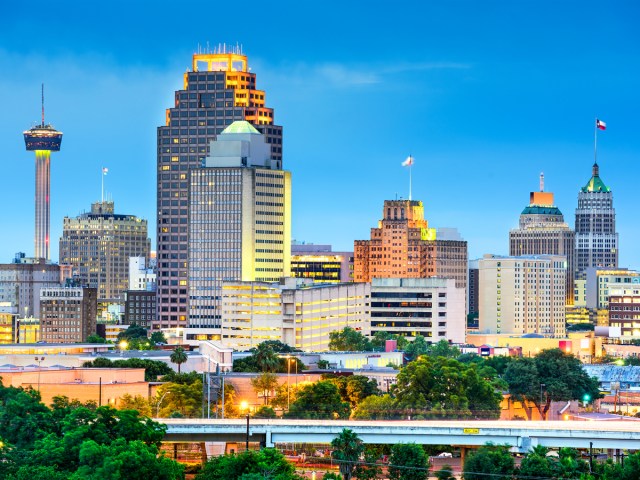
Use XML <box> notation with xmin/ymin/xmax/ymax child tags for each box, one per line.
<box><xmin>155</xmin><ymin>44</ymin><xmax>283</xmax><ymax>332</ymax></box>
<box><xmin>23</xmin><ymin>85</ymin><xmax>62</xmax><ymax>261</ymax></box>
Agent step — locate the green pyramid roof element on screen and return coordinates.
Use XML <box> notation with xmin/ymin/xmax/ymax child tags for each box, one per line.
<box><xmin>221</xmin><ymin>121</ymin><xmax>261</xmax><ymax>135</ymax></box>
<box><xmin>581</xmin><ymin>163</ymin><xmax>610</xmax><ymax>192</ymax></box>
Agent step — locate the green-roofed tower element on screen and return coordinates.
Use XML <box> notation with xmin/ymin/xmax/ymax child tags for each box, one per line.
<box><xmin>509</xmin><ymin>173</ymin><xmax>575</xmax><ymax>305</ymax></box>
<box><xmin>575</xmin><ymin>162</ymin><xmax>618</xmax><ymax>277</ymax></box>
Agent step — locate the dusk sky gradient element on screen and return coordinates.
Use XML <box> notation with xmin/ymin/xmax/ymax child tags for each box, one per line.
<box><xmin>1</xmin><ymin>1</ymin><xmax>639</xmax><ymax>267</ymax></box>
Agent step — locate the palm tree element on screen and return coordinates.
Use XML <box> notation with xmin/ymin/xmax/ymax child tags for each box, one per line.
<box><xmin>254</xmin><ymin>342</ymin><xmax>280</xmax><ymax>373</ymax></box>
<box><xmin>330</xmin><ymin>428</ymin><xmax>364</xmax><ymax>480</ymax></box>
<box><xmin>170</xmin><ymin>347</ymin><xmax>188</xmax><ymax>373</ymax></box>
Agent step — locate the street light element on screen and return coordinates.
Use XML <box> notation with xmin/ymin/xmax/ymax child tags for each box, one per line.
<box><xmin>286</xmin><ymin>355</ymin><xmax>291</xmax><ymax>410</ymax></box>
<box><xmin>35</xmin><ymin>356</ymin><xmax>45</xmax><ymax>392</ymax></box>
<box><xmin>119</xmin><ymin>340</ymin><xmax>128</xmax><ymax>356</ymax></box>
<box><xmin>540</xmin><ymin>383</ymin><xmax>546</xmax><ymax>420</ymax></box>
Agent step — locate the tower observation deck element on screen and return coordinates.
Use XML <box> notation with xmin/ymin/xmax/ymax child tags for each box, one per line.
<box><xmin>23</xmin><ymin>86</ymin><xmax>62</xmax><ymax>261</ymax></box>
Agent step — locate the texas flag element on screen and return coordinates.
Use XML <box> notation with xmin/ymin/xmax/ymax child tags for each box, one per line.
<box><xmin>596</xmin><ymin>119</ymin><xmax>607</xmax><ymax>131</ymax></box>
<box><xmin>401</xmin><ymin>156</ymin><xmax>414</xmax><ymax>167</ymax></box>
<box><xmin>102</xmin><ymin>167</ymin><xmax>109</xmax><ymax>175</ymax></box>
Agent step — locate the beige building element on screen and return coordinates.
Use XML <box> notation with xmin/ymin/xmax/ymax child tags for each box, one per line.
<box><xmin>370</xmin><ymin>277</ymin><xmax>466</xmax><ymax>343</ymax></box>
<box><xmin>509</xmin><ymin>186</ymin><xmax>575</xmax><ymax>304</ymax></box>
<box><xmin>354</xmin><ymin>200</ymin><xmax>467</xmax><ymax>293</ymax></box>
<box><xmin>221</xmin><ymin>278</ymin><xmax>370</xmax><ymax>351</ymax></box>
<box><xmin>0</xmin><ymin>367</ymin><xmax>148</xmax><ymax>407</ymax></box>
<box><xmin>186</xmin><ymin>121</ymin><xmax>291</xmax><ymax>343</ymax></box>
<box><xmin>40</xmin><ymin>286</ymin><xmax>97</xmax><ymax>343</ymax></box>
<box><xmin>479</xmin><ymin>254</ymin><xmax>566</xmax><ymax>336</ymax></box>
<box><xmin>59</xmin><ymin>201</ymin><xmax>150</xmax><ymax>304</ymax></box>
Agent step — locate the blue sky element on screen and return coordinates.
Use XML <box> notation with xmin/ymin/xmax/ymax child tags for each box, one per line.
<box><xmin>1</xmin><ymin>1</ymin><xmax>639</xmax><ymax>267</ymax></box>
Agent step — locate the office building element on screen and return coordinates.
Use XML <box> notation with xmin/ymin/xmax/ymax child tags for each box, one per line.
<box><xmin>221</xmin><ymin>278</ymin><xmax>370</xmax><ymax>351</ymax></box>
<box><xmin>23</xmin><ymin>88</ymin><xmax>63</xmax><ymax>261</ymax></box>
<box><xmin>0</xmin><ymin>304</ymin><xmax>17</xmax><ymax>344</ymax></box>
<box><xmin>509</xmin><ymin>179</ymin><xmax>575</xmax><ymax>304</ymax></box>
<box><xmin>0</xmin><ymin>254</ymin><xmax>60</xmax><ymax>319</ymax></box>
<box><xmin>186</xmin><ymin>121</ymin><xmax>291</xmax><ymax>342</ymax></box>
<box><xmin>59</xmin><ymin>201</ymin><xmax>150</xmax><ymax>304</ymax></box>
<box><xmin>478</xmin><ymin>254</ymin><xmax>566</xmax><ymax>336</ymax></box>
<box><xmin>586</xmin><ymin>268</ymin><xmax>640</xmax><ymax>310</ymax></box>
<box><xmin>124</xmin><ymin>291</ymin><xmax>155</xmax><ymax>328</ymax></box>
<box><xmin>291</xmin><ymin>243</ymin><xmax>353</xmax><ymax>283</ymax></box>
<box><xmin>354</xmin><ymin>199</ymin><xmax>468</xmax><ymax>292</ymax></box>
<box><xmin>40</xmin><ymin>286</ymin><xmax>97</xmax><ymax>343</ymax></box>
<box><xmin>575</xmin><ymin>162</ymin><xmax>618</xmax><ymax>277</ymax></box>
<box><xmin>128</xmin><ymin>256</ymin><xmax>156</xmax><ymax>291</ymax></box>
<box><xmin>608</xmin><ymin>291</ymin><xmax>640</xmax><ymax>340</ymax></box>
<box><xmin>156</xmin><ymin>46</ymin><xmax>283</xmax><ymax>330</ymax></box>
<box><xmin>370</xmin><ymin>277</ymin><xmax>465</xmax><ymax>342</ymax></box>
<box><xmin>468</xmin><ymin>259</ymin><xmax>480</xmax><ymax>328</ymax></box>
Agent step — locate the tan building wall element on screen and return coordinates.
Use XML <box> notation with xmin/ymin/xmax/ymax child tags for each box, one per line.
<box><xmin>0</xmin><ymin>368</ymin><xmax>148</xmax><ymax>407</ymax></box>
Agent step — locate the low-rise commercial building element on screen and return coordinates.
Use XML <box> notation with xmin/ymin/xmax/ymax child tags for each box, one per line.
<box><xmin>40</xmin><ymin>286</ymin><xmax>97</xmax><ymax>343</ymax></box>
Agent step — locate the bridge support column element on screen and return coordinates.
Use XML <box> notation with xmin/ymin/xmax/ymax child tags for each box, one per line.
<box><xmin>265</xmin><ymin>428</ymin><xmax>273</xmax><ymax>448</ymax></box>
<box><xmin>460</xmin><ymin>446</ymin><xmax>467</xmax><ymax>465</ymax></box>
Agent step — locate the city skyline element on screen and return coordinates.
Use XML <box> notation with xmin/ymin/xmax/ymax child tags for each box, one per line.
<box><xmin>1</xmin><ymin>1</ymin><xmax>639</xmax><ymax>268</ymax></box>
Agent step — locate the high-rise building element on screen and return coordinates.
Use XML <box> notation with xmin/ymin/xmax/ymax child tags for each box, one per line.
<box><xmin>185</xmin><ymin>121</ymin><xmax>291</xmax><ymax>343</ymax></box>
<box><xmin>354</xmin><ymin>199</ymin><xmax>468</xmax><ymax>292</ymax></box>
<box><xmin>0</xmin><ymin>254</ymin><xmax>60</xmax><ymax>319</ymax></box>
<box><xmin>59</xmin><ymin>201</ymin><xmax>150</xmax><ymax>304</ymax></box>
<box><xmin>291</xmin><ymin>243</ymin><xmax>354</xmax><ymax>283</ymax></box>
<box><xmin>156</xmin><ymin>46</ymin><xmax>283</xmax><ymax>330</ymax></box>
<box><xmin>509</xmin><ymin>180</ymin><xmax>575</xmax><ymax>304</ymax></box>
<box><xmin>370</xmin><ymin>277</ymin><xmax>465</xmax><ymax>342</ymax></box>
<box><xmin>478</xmin><ymin>254</ymin><xmax>566</xmax><ymax>336</ymax></box>
<box><xmin>468</xmin><ymin>259</ymin><xmax>480</xmax><ymax>328</ymax></box>
<box><xmin>124</xmin><ymin>257</ymin><xmax>157</xmax><ymax>327</ymax></box>
<box><xmin>23</xmin><ymin>87</ymin><xmax>62</xmax><ymax>261</ymax></box>
<box><xmin>585</xmin><ymin>268</ymin><xmax>640</xmax><ymax>310</ymax></box>
<box><xmin>575</xmin><ymin>163</ymin><xmax>618</xmax><ymax>277</ymax></box>
<box><xmin>40</xmin><ymin>286</ymin><xmax>97</xmax><ymax>343</ymax></box>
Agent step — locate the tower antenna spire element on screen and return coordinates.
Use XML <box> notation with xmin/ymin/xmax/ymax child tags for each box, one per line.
<box><xmin>41</xmin><ymin>83</ymin><xmax>45</xmax><ymax>126</ymax></box>
<box><xmin>540</xmin><ymin>172</ymin><xmax>544</xmax><ymax>192</ymax></box>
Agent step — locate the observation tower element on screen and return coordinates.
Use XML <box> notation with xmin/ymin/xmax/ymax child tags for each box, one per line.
<box><xmin>23</xmin><ymin>85</ymin><xmax>62</xmax><ymax>261</ymax></box>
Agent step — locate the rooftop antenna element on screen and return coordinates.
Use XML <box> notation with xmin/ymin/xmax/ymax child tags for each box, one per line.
<box><xmin>540</xmin><ymin>172</ymin><xmax>544</xmax><ymax>192</ymax></box>
<box><xmin>41</xmin><ymin>83</ymin><xmax>45</xmax><ymax>126</ymax></box>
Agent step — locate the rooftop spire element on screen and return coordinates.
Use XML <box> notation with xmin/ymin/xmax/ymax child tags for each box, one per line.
<box><xmin>539</xmin><ymin>172</ymin><xmax>544</xmax><ymax>192</ymax></box>
<box><xmin>592</xmin><ymin>162</ymin><xmax>599</xmax><ymax>177</ymax></box>
<box><xmin>41</xmin><ymin>83</ymin><xmax>45</xmax><ymax>126</ymax></box>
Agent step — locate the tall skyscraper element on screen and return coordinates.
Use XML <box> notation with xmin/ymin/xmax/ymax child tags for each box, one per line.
<box><xmin>185</xmin><ymin>121</ymin><xmax>291</xmax><ymax>342</ymax></box>
<box><xmin>156</xmin><ymin>46</ymin><xmax>282</xmax><ymax>330</ymax></box>
<box><xmin>575</xmin><ymin>162</ymin><xmax>618</xmax><ymax>277</ymax></box>
<box><xmin>509</xmin><ymin>177</ymin><xmax>575</xmax><ymax>304</ymax></box>
<box><xmin>354</xmin><ymin>199</ymin><xmax>468</xmax><ymax>292</ymax></box>
<box><xmin>23</xmin><ymin>86</ymin><xmax>62</xmax><ymax>261</ymax></box>
<box><xmin>59</xmin><ymin>201</ymin><xmax>150</xmax><ymax>304</ymax></box>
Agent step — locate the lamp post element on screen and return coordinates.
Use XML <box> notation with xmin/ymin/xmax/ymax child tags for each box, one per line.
<box><xmin>119</xmin><ymin>340</ymin><xmax>128</xmax><ymax>357</ymax></box>
<box><xmin>35</xmin><ymin>356</ymin><xmax>44</xmax><ymax>392</ymax></box>
<box><xmin>539</xmin><ymin>383</ymin><xmax>546</xmax><ymax>420</ymax></box>
<box><xmin>246</xmin><ymin>413</ymin><xmax>250</xmax><ymax>452</ymax></box>
<box><xmin>286</xmin><ymin>355</ymin><xmax>291</xmax><ymax>411</ymax></box>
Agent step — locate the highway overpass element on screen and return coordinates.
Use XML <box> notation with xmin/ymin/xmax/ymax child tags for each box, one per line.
<box><xmin>160</xmin><ymin>419</ymin><xmax>640</xmax><ymax>452</ymax></box>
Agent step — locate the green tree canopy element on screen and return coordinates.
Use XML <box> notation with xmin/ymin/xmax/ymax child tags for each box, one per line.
<box><xmin>195</xmin><ymin>448</ymin><xmax>301</xmax><ymax>480</ymax></box>
<box><xmin>351</xmin><ymin>394</ymin><xmax>398</xmax><ymax>420</ymax></box>
<box><xmin>504</xmin><ymin>348</ymin><xmax>601</xmax><ymax>420</ymax></box>
<box><xmin>329</xmin><ymin>327</ymin><xmax>371</xmax><ymax>351</ymax></box>
<box><xmin>388</xmin><ymin>443</ymin><xmax>428</xmax><ymax>480</ymax></box>
<box><xmin>150</xmin><ymin>331</ymin><xmax>168</xmax><ymax>345</ymax></box>
<box><xmin>331</xmin><ymin>428</ymin><xmax>364</xmax><ymax>480</ymax></box>
<box><xmin>323</xmin><ymin>374</ymin><xmax>380</xmax><ymax>407</ymax></box>
<box><xmin>463</xmin><ymin>444</ymin><xmax>514</xmax><ymax>480</ymax></box>
<box><xmin>82</xmin><ymin>357</ymin><xmax>173</xmax><ymax>381</ymax></box>
<box><xmin>286</xmin><ymin>381</ymin><xmax>350</xmax><ymax>419</ymax></box>
<box><xmin>393</xmin><ymin>356</ymin><xmax>501</xmax><ymax>419</ymax></box>
<box><xmin>250</xmin><ymin>372</ymin><xmax>279</xmax><ymax>405</ymax></box>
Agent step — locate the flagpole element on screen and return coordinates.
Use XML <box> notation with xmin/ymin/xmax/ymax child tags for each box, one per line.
<box><xmin>594</xmin><ymin>117</ymin><xmax>597</xmax><ymax>165</ymax></box>
<box><xmin>101</xmin><ymin>167</ymin><xmax>104</xmax><ymax>203</ymax></box>
<box><xmin>409</xmin><ymin>162</ymin><xmax>412</xmax><ymax>201</ymax></box>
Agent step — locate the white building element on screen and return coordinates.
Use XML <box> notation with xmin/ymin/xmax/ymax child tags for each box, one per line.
<box><xmin>585</xmin><ymin>268</ymin><xmax>640</xmax><ymax>310</ymax></box>
<box><xmin>128</xmin><ymin>256</ymin><xmax>156</xmax><ymax>291</ymax></box>
<box><xmin>186</xmin><ymin>121</ymin><xmax>291</xmax><ymax>343</ymax></box>
<box><xmin>221</xmin><ymin>278</ymin><xmax>370</xmax><ymax>351</ymax></box>
<box><xmin>370</xmin><ymin>277</ymin><xmax>465</xmax><ymax>343</ymax></box>
<box><xmin>479</xmin><ymin>254</ymin><xmax>566</xmax><ymax>336</ymax></box>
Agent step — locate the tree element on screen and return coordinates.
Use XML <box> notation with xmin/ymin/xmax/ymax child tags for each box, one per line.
<box><xmin>254</xmin><ymin>342</ymin><xmax>281</xmax><ymax>373</ymax></box>
<box><xmin>329</xmin><ymin>327</ymin><xmax>371</xmax><ymax>351</ymax></box>
<box><xmin>434</xmin><ymin>465</ymin><xmax>455</xmax><ymax>480</ymax></box>
<box><xmin>118</xmin><ymin>394</ymin><xmax>152</xmax><ymax>417</ymax></box>
<box><xmin>170</xmin><ymin>347</ymin><xmax>188</xmax><ymax>374</ymax></box>
<box><xmin>351</xmin><ymin>394</ymin><xmax>398</xmax><ymax>420</ymax></box>
<box><xmin>393</xmin><ymin>356</ymin><xmax>501</xmax><ymax>419</ymax></box>
<box><xmin>354</xmin><ymin>446</ymin><xmax>383</xmax><ymax>480</ymax></box>
<box><xmin>504</xmin><ymin>348</ymin><xmax>601</xmax><ymax>420</ymax></box>
<box><xmin>463</xmin><ymin>444</ymin><xmax>514</xmax><ymax>480</ymax></box>
<box><xmin>156</xmin><ymin>381</ymin><xmax>203</xmax><ymax>418</ymax></box>
<box><xmin>388</xmin><ymin>443</ymin><xmax>428</xmax><ymax>480</ymax></box>
<box><xmin>117</xmin><ymin>324</ymin><xmax>148</xmax><ymax>342</ymax></box>
<box><xmin>86</xmin><ymin>334</ymin><xmax>106</xmax><ymax>344</ymax></box>
<box><xmin>286</xmin><ymin>381</ymin><xmax>350</xmax><ymax>419</ymax></box>
<box><xmin>253</xmin><ymin>406</ymin><xmax>276</xmax><ymax>419</ymax></box>
<box><xmin>317</xmin><ymin>359</ymin><xmax>331</xmax><ymax>369</ymax></box>
<box><xmin>404</xmin><ymin>335</ymin><xmax>429</xmax><ymax>360</ymax></box>
<box><xmin>516</xmin><ymin>446</ymin><xmax>554</xmax><ymax>479</ymax></box>
<box><xmin>324</xmin><ymin>375</ymin><xmax>380</xmax><ymax>407</ymax></box>
<box><xmin>150</xmin><ymin>331</ymin><xmax>167</xmax><ymax>345</ymax></box>
<box><xmin>331</xmin><ymin>428</ymin><xmax>364</xmax><ymax>480</ymax></box>
<box><xmin>195</xmin><ymin>448</ymin><xmax>301</xmax><ymax>480</ymax></box>
<box><xmin>250</xmin><ymin>372</ymin><xmax>279</xmax><ymax>405</ymax></box>
<box><xmin>82</xmin><ymin>357</ymin><xmax>173</xmax><ymax>381</ymax></box>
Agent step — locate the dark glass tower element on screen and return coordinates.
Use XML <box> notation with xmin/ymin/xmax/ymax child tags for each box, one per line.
<box><xmin>575</xmin><ymin>162</ymin><xmax>618</xmax><ymax>277</ymax></box>
<box><xmin>155</xmin><ymin>45</ymin><xmax>283</xmax><ymax>331</ymax></box>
